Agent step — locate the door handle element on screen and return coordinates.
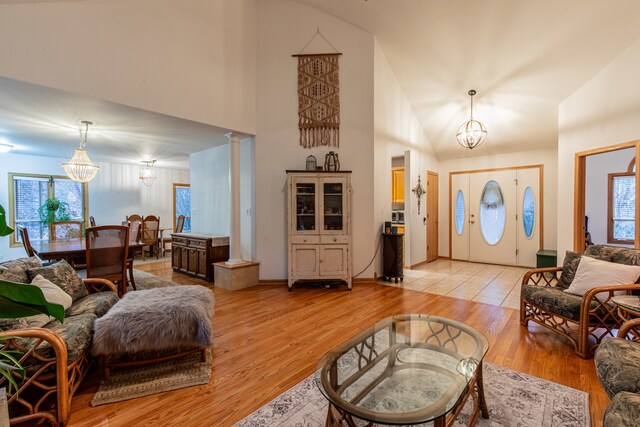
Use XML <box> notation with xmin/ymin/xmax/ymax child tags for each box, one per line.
<box><xmin>470</xmin><ymin>220</ymin><xmax>475</xmax><ymax>224</ymax></box>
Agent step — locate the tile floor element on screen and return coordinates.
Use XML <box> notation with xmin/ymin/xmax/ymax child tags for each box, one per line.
<box><xmin>378</xmin><ymin>259</ymin><xmax>529</xmax><ymax>309</ymax></box>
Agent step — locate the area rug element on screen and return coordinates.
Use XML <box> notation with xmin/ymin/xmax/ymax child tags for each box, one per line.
<box><xmin>234</xmin><ymin>362</ymin><xmax>590</xmax><ymax>427</ymax></box>
<box><xmin>90</xmin><ymin>350</ymin><xmax>211</xmax><ymax>406</ymax></box>
<box><xmin>129</xmin><ymin>269</ymin><xmax>178</xmax><ymax>290</ymax></box>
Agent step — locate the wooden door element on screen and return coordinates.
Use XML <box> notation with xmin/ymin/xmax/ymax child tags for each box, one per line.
<box><xmin>427</xmin><ymin>171</ymin><xmax>439</xmax><ymax>262</ymax></box>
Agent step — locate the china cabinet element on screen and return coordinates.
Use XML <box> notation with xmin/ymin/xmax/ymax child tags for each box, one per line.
<box><xmin>287</xmin><ymin>171</ymin><xmax>352</xmax><ymax>290</ymax></box>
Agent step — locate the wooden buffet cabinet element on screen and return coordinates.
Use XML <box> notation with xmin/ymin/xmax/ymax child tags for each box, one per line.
<box><xmin>287</xmin><ymin>171</ymin><xmax>352</xmax><ymax>290</ymax></box>
<box><xmin>171</xmin><ymin>233</ymin><xmax>229</xmax><ymax>282</ymax></box>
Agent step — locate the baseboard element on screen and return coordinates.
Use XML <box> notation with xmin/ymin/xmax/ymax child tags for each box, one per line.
<box><xmin>258</xmin><ymin>278</ymin><xmax>377</xmax><ymax>286</ymax></box>
<box><xmin>438</xmin><ymin>256</ymin><xmax>451</xmax><ymax>260</ymax></box>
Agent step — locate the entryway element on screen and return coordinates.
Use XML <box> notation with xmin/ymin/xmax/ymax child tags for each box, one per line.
<box><xmin>450</xmin><ymin>165</ymin><xmax>543</xmax><ymax>267</ymax></box>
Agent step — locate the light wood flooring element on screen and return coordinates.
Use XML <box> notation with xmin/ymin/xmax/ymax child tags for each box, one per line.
<box><xmin>67</xmin><ymin>259</ymin><xmax>609</xmax><ymax>427</ymax></box>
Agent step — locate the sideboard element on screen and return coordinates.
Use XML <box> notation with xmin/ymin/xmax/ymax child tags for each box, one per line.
<box><xmin>171</xmin><ymin>233</ymin><xmax>229</xmax><ymax>282</ymax></box>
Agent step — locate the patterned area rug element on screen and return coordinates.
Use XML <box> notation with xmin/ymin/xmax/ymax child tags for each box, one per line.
<box><xmin>234</xmin><ymin>362</ymin><xmax>590</xmax><ymax>427</ymax></box>
<box><xmin>129</xmin><ymin>269</ymin><xmax>177</xmax><ymax>290</ymax></box>
<box><xmin>90</xmin><ymin>350</ymin><xmax>211</xmax><ymax>406</ymax></box>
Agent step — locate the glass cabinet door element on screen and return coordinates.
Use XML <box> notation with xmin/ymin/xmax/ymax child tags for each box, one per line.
<box><xmin>320</xmin><ymin>178</ymin><xmax>346</xmax><ymax>234</ymax></box>
<box><xmin>294</xmin><ymin>180</ymin><xmax>317</xmax><ymax>232</ymax></box>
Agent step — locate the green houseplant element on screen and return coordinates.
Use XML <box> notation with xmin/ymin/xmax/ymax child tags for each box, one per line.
<box><xmin>38</xmin><ymin>197</ymin><xmax>71</xmax><ymax>225</ymax></box>
<box><xmin>0</xmin><ymin>203</ymin><xmax>64</xmax><ymax>401</ymax></box>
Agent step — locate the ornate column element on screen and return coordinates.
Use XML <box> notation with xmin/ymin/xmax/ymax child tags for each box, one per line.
<box><xmin>226</xmin><ymin>132</ymin><xmax>243</xmax><ymax>265</ymax></box>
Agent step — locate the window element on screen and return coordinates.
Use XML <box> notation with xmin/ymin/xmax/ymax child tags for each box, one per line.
<box><xmin>9</xmin><ymin>174</ymin><xmax>88</xmax><ymax>246</ymax></box>
<box><xmin>173</xmin><ymin>183</ymin><xmax>191</xmax><ymax>232</ymax></box>
<box><xmin>608</xmin><ymin>172</ymin><xmax>635</xmax><ymax>244</ymax></box>
<box><xmin>479</xmin><ymin>180</ymin><xmax>505</xmax><ymax>245</ymax></box>
<box><xmin>455</xmin><ymin>190</ymin><xmax>465</xmax><ymax>235</ymax></box>
<box><xmin>522</xmin><ymin>187</ymin><xmax>535</xmax><ymax>239</ymax></box>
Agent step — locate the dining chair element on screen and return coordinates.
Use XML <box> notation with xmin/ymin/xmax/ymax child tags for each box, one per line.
<box><xmin>89</xmin><ymin>216</ymin><xmax>97</xmax><ymax>227</ymax></box>
<box><xmin>50</xmin><ymin>221</ymin><xmax>84</xmax><ymax>240</ymax></box>
<box><xmin>125</xmin><ymin>220</ymin><xmax>140</xmax><ymax>291</ymax></box>
<box><xmin>162</xmin><ymin>215</ymin><xmax>186</xmax><ymax>256</ymax></box>
<box><xmin>85</xmin><ymin>225</ymin><xmax>130</xmax><ymax>297</ymax></box>
<box><xmin>17</xmin><ymin>225</ymin><xmax>56</xmax><ymax>266</ymax></box>
<box><xmin>126</xmin><ymin>214</ymin><xmax>143</xmax><ymax>223</ymax></box>
<box><xmin>176</xmin><ymin>215</ymin><xmax>186</xmax><ymax>233</ymax></box>
<box><xmin>141</xmin><ymin>215</ymin><xmax>160</xmax><ymax>260</ymax></box>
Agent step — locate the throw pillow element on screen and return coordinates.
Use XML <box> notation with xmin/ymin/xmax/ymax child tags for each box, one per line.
<box><xmin>0</xmin><ymin>257</ymin><xmax>42</xmax><ymax>284</ymax></box>
<box><xmin>26</xmin><ymin>260</ymin><xmax>88</xmax><ymax>302</ymax></box>
<box><xmin>558</xmin><ymin>251</ymin><xmax>582</xmax><ymax>289</ymax></box>
<box><xmin>564</xmin><ymin>255</ymin><xmax>640</xmax><ymax>296</ymax></box>
<box><xmin>22</xmin><ymin>275</ymin><xmax>74</xmax><ymax>328</ymax></box>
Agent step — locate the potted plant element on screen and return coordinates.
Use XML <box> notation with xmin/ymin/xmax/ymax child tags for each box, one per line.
<box><xmin>38</xmin><ymin>197</ymin><xmax>71</xmax><ymax>225</ymax></box>
<box><xmin>0</xmin><ymin>203</ymin><xmax>64</xmax><ymax>426</ymax></box>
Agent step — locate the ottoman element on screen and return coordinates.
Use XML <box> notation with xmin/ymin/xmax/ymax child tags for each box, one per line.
<box><xmin>92</xmin><ymin>285</ymin><xmax>214</xmax><ymax>379</ymax></box>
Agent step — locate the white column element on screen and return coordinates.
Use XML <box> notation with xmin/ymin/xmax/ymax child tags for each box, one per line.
<box><xmin>226</xmin><ymin>132</ymin><xmax>243</xmax><ymax>265</ymax></box>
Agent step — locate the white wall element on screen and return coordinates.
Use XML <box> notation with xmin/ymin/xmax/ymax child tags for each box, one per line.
<box><xmin>558</xmin><ymin>38</ymin><xmax>640</xmax><ymax>256</ymax></box>
<box><xmin>0</xmin><ymin>0</ymin><xmax>257</xmax><ymax>134</ymax></box>
<box><xmin>373</xmin><ymin>40</ymin><xmax>439</xmax><ymax>269</ymax></box>
<box><xmin>585</xmin><ymin>147</ymin><xmax>634</xmax><ymax>245</ymax></box>
<box><xmin>438</xmin><ymin>148</ymin><xmax>558</xmax><ymax>257</ymax></box>
<box><xmin>190</xmin><ymin>139</ymin><xmax>255</xmax><ymax>260</ymax></box>
<box><xmin>256</xmin><ymin>0</ymin><xmax>375</xmax><ymax>280</ymax></box>
<box><xmin>0</xmin><ymin>153</ymin><xmax>188</xmax><ymax>261</ymax></box>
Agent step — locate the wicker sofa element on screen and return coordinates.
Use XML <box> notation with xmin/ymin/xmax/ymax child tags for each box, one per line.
<box><xmin>0</xmin><ymin>257</ymin><xmax>119</xmax><ymax>426</ymax></box>
<box><xmin>595</xmin><ymin>318</ymin><xmax>640</xmax><ymax>426</ymax></box>
<box><xmin>520</xmin><ymin>245</ymin><xmax>640</xmax><ymax>358</ymax></box>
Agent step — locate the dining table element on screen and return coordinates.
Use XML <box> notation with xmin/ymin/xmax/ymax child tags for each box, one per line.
<box><xmin>30</xmin><ymin>238</ymin><xmax>145</xmax><ymax>261</ymax></box>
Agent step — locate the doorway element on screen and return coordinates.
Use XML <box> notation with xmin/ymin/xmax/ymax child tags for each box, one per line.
<box><xmin>450</xmin><ymin>165</ymin><xmax>543</xmax><ymax>267</ymax></box>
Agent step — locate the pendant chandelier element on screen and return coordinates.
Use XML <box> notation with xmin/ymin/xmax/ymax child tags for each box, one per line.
<box><xmin>62</xmin><ymin>120</ymin><xmax>100</xmax><ymax>182</ymax></box>
<box><xmin>456</xmin><ymin>90</ymin><xmax>487</xmax><ymax>150</ymax></box>
<box><xmin>139</xmin><ymin>160</ymin><xmax>157</xmax><ymax>186</ymax></box>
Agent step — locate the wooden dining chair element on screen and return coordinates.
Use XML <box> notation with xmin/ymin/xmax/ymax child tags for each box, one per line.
<box><xmin>141</xmin><ymin>215</ymin><xmax>161</xmax><ymax>260</ymax></box>
<box><xmin>50</xmin><ymin>221</ymin><xmax>84</xmax><ymax>240</ymax></box>
<box><xmin>127</xmin><ymin>214</ymin><xmax>143</xmax><ymax>223</ymax></box>
<box><xmin>162</xmin><ymin>215</ymin><xmax>186</xmax><ymax>255</ymax></box>
<box><xmin>85</xmin><ymin>225</ymin><xmax>130</xmax><ymax>297</ymax></box>
<box><xmin>17</xmin><ymin>225</ymin><xmax>56</xmax><ymax>266</ymax></box>
<box><xmin>176</xmin><ymin>215</ymin><xmax>186</xmax><ymax>233</ymax></box>
<box><xmin>123</xmin><ymin>220</ymin><xmax>140</xmax><ymax>291</ymax></box>
<box><xmin>89</xmin><ymin>216</ymin><xmax>97</xmax><ymax>227</ymax></box>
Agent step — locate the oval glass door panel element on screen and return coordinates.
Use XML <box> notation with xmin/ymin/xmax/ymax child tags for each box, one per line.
<box><xmin>522</xmin><ymin>187</ymin><xmax>535</xmax><ymax>239</ymax></box>
<box><xmin>455</xmin><ymin>190</ymin><xmax>465</xmax><ymax>235</ymax></box>
<box><xmin>479</xmin><ymin>181</ymin><xmax>505</xmax><ymax>245</ymax></box>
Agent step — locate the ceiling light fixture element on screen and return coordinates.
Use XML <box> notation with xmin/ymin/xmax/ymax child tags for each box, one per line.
<box><xmin>139</xmin><ymin>160</ymin><xmax>157</xmax><ymax>186</ymax></box>
<box><xmin>0</xmin><ymin>143</ymin><xmax>12</xmax><ymax>153</ymax></box>
<box><xmin>456</xmin><ymin>89</ymin><xmax>487</xmax><ymax>150</ymax></box>
<box><xmin>62</xmin><ymin>120</ymin><xmax>100</xmax><ymax>182</ymax></box>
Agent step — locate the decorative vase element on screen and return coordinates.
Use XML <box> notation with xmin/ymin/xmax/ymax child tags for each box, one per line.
<box><xmin>324</xmin><ymin>151</ymin><xmax>340</xmax><ymax>171</ymax></box>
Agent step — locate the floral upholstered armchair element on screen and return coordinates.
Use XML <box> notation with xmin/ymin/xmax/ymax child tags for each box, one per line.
<box><xmin>595</xmin><ymin>318</ymin><xmax>640</xmax><ymax>426</ymax></box>
<box><xmin>520</xmin><ymin>245</ymin><xmax>640</xmax><ymax>359</ymax></box>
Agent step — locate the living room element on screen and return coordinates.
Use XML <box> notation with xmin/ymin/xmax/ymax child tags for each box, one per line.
<box><xmin>2</xmin><ymin>0</ymin><xmax>640</xmax><ymax>426</ymax></box>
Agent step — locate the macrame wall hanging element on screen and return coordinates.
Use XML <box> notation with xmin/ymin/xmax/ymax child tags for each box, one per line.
<box><xmin>293</xmin><ymin>29</ymin><xmax>341</xmax><ymax>149</ymax></box>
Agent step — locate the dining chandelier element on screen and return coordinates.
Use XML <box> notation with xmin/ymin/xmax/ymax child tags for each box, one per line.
<box><xmin>456</xmin><ymin>89</ymin><xmax>487</xmax><ymax>150</ymax></box>
<box><xmin>62</xmin><ymin>120</ymin><xmax>100</xmax><ymax>183</ymax></box>
<box><xmin>139</xmin><ymin>160</ymin><xmax>157</xmax><ymax>186</ymax></box>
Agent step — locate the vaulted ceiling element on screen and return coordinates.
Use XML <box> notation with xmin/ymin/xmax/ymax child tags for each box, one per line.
<box><xmin>297</xmin><ymin>0</ymin><xmax>640</xmax><ymax>159</ymax></box>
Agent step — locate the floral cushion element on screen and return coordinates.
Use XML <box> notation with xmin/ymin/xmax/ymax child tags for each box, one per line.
<box><xmin>585</xmin><ymin>245</ymin><xmax>640</xmax><ymax>267</ymax></box>
<box><xmin>40</xmin><ymin>313</ymin><xmax>97</xmax><ymax>363</ymax></box>
<box><xmin>0</xmin><ymin>257</ymin><xmax>42</xmax><ymax>284</ymax></box>
<box><xmin>558</xmin><ymin>251</ymin><xmax>582</xmax><ymax>290</ymax></box>
<box><xmin>604</xmin><ymin>392</ymin><xmax>640</xmax><ymax>427</ymax></box>
<box><xmin>521</xmin><ymin>285</ymin><xmax>614</xmax><ymax>321</ymax></box>
<box><xmin>0</xmin><ymin>317</ymin><xmax>29</xmax><ymax>332</ymax></box>
<box><xmin>595</xmin><ymin>337</ymin><xmax>640</xmax><ymax>398</ymax></box>
<box><xmin>26</xmin><ymin>260</ymin><xmax>88</xmax><ymax>302</ymax></box>
<box><xmin>66</xmin><ymin>292</ymin><xmax>119</xmax><ymax>318</ymax></box>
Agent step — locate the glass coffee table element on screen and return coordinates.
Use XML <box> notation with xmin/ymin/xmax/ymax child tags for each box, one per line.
<box><xmin>315</xmin><ymin>314</ymin><xmax>489</xmax><ymax>426</ymax></box>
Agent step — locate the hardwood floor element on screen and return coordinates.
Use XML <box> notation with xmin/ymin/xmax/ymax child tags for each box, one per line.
<box><xmin>68</xmin><ymin>259</ymin><xmax>609</xmax><ymax>427</ymax></box>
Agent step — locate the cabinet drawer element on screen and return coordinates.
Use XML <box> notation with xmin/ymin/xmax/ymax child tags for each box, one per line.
<box><xmin>172</xmin><ymin>236</ymin><xmax>188</xmax><ymax>246</ymax></box>
<box><xmin>188</xmin><ymin>238</ymin><xmax>209</xmax><ymax>249</ymax></box>
<box><xmin>291</xmin><ymin>235</ymin><xmax>320</xmax><ymax>244</ymax></box>
<box><xmin>321</xmin><ymin>235</ymin><xmax>349</xmax><ymax>244</ymax></box>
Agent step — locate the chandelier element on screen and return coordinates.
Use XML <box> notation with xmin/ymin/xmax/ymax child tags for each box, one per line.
<box><xmin>456</xmin><ymin>90</ymin><xmax>487</xmax><ymax>150</ymax></box>
<box><xmin>62</xmin><ymin>120</ymin><xmax>100</xmax><ymax>182</ymax></box>
<box><xmin>139</xmin><ymin>160</ymin><xmax>157</xmax><ymax>186</ymax></box>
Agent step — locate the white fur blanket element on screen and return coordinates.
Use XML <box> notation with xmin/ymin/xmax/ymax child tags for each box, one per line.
<box><xmin>92</xmin><ymin>285</ymin><xmax>214</xmax><ymax>356</ymax></box>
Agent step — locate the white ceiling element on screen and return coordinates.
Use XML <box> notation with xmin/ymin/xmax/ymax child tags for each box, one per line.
<box><xmin>297</xmin><ymin>0</ymin><xmax>640</xmax><ymax>159</ymax></box>
<box><xmin>0</xmin><ymin>76</ymin><xmax>232</xmax><ymax>169</ymax></box>
<box><xmin>3</xmin><ymin>1</ymin><xmax>640</xmax><ymax>165</ymax></box>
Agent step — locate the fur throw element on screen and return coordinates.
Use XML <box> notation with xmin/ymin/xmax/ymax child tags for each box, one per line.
<box><xmin>92</xmin><ymin>285</ymin><xmax>214</xmax><ymax>356</ymax></box>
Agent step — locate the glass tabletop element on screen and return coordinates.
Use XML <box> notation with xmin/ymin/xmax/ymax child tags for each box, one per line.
<box><xmin>315</xmin><ymin>314</ymin><xmax>489</xmax><ymax>425</ymax></box>
<box><xmin>612</xmin><ymin>295</ymin><xmax>640</xmax><ymax>313</ymax></box>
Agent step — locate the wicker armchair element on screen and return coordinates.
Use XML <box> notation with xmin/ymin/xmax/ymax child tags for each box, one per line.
<box><xmin>520</xmin><ymin>245</ymin><xmax>640</xmax><ymax>359</ymax></box>
<box><xmin>0</xmin><ymin>278</ymin><xmax>117</xmax><ymax>426</ymax></box>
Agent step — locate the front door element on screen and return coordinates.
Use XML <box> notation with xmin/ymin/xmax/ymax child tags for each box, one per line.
<box><xmin>427</xmin><ymin>171</ymin><xmax>439</xmax><ymax>262</ymax></box>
